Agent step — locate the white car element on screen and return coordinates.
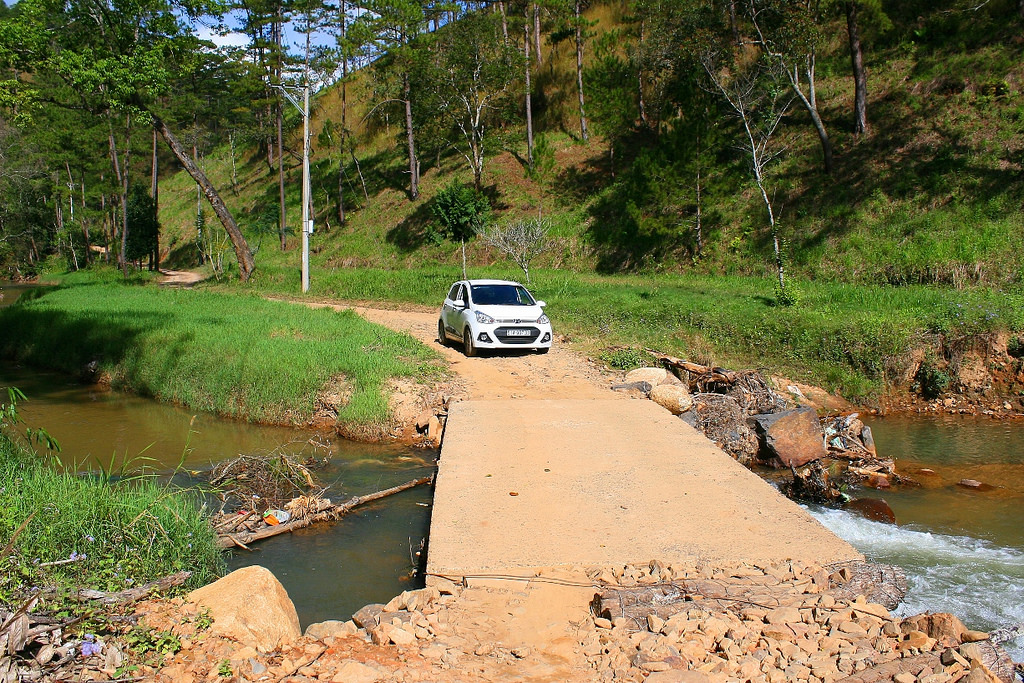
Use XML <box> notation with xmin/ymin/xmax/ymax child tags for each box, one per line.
<box><xmin>438</xmin><ymin>279</ymin><xmax>553</xmax><ymax>356</ymax></box>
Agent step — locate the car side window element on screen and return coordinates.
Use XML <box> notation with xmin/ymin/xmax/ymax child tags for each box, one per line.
<box><xmin>447</xmin><ymin>284</ymin><xmax>460</xmax><ymax>301</ymax></box>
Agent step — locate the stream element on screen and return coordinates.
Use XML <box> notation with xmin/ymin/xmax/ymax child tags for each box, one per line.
<box><xmin>812</xmin><ymin>415</ymin><xmax>1024</xmax><ymax>660</ymax></box>
<box><xmin>2</xmin><ymin>282</ymin><xmax>1022</xmax><ymax>653</ymax></box>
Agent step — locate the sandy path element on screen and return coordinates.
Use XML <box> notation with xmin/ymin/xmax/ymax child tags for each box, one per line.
<box><xmin>158</xmin><ymin>270</ymin><xmax>205</xmax><ymax>286</ymax></box>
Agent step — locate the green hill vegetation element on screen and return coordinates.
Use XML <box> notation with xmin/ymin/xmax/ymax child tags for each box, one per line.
<box><xmin>3</xmin><ymin>0</ymin><xmax>1024</xmax><ymax>403</ymax></box>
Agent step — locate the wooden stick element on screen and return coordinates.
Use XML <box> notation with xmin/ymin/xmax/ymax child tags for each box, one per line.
<box><xmin>39</xmin><ymin>571</ymin><xmax>193</xmax><ymax>605</ymax></box>
<box><xmin>217</xmin><ymin>475</ymin><xmax>433</xmax><ymax>549</ymax></box>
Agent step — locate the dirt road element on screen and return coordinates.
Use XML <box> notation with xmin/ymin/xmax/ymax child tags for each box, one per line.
<box><xmin>330</xmin><ymin>302</ymin><xmax>620</xmax><ymax>402</ymax></box>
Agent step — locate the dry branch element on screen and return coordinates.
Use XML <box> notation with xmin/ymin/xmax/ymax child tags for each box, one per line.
<box><xmin>216</xmin><ymin>476</ymin><xmax>433</xmax><ymax>548</ymax></box>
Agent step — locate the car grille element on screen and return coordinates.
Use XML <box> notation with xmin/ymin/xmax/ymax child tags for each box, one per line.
<box><xmin>494</xmin><ymin>326</ymin><xmax>541</xmax><ymax>344</ymax></box>
<box><xmin>496</xmin><ymin>318</ymin><xmax>538</xmax><ymax>324</ymax></box>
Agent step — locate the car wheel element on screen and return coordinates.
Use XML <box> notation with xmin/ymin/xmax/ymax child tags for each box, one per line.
<box><xmin>437</xmin><ymin>319</ymin><xmax>447</xmax><ymax>346</ymax></box>
<box><xmin>463</xmin><ymin>328</ymin><xmax>477</xmax><ymax>357</ymax></box>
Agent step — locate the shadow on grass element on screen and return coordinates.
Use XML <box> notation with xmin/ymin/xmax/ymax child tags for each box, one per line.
<box><xmin>0</xmin><ymin>298</ymin><xmax>163</xmax><ymax>381</ymax></box>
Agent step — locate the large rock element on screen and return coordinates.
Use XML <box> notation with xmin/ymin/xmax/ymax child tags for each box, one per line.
<box><xmin>625</xmin><ymin>367</ymin><xmax>668</xmax><ymax>386</ymax></box>
<box><xmin>649</xmin><ymin>384</ymin><xmax>693</xmax><ymax>415</ymax></box>
<box><xmin>188</xmin><ymin>566</ymin><xmax>301</xmax><ymax>652</ymax></box>
<box><xmin>753</xmin><ymin>406</ymin><xmax>827</xmax><ymax>467</ymax></box>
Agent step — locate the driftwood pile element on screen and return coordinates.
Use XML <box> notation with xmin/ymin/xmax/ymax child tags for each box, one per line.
<box><xmin>213</xmin><ymin>475</ymin><xmax>433</xmax><ymax>549</ymax></box>
<box><xmin>0</xmin><ymin>572</ymin><xmax>191</xmax><ymax>683</ymax></box>
<box><xmin>638</xmin><ymin>355</ymin><xmax>907</xmax><ymax>512</ymax></box>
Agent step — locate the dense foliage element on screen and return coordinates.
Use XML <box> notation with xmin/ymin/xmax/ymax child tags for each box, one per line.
<box><xmin>2</xmin><ymin>0</ymin><xmax>1024</xmax><ymax>289</ymax></box>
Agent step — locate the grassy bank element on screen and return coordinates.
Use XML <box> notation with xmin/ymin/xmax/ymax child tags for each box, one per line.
<box><xmin>240</xmin><ymin>264</ymin><xmax>1024</xmax><ymax>400</ymax></box>
<box><xmin>0</xmin><ymin>429</ymin><xmax>223</xmax><ymax>597</ymax></box>
<box><xmin>0</xmin><ymin>273</ymin><xmax>446</xmax><ymax>428</ymax></box>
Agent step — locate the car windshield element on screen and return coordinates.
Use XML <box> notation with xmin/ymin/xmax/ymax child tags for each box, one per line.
<box><xmin>470</xmin><ymin>284</ymin><xmax>535</xmax><ymax>306</ymax></box>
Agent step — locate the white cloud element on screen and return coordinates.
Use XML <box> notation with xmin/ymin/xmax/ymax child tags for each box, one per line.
<box><xmin>194</xmin><ymin>26</ymin><xmax>249</xmax><ymax>49</ymax></box>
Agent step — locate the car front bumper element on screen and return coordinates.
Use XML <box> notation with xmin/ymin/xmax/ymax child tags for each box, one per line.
<box><xmin>471</xmin><ymin>323</ymin><xmax>553</xmax><ymax>350</ymax></box>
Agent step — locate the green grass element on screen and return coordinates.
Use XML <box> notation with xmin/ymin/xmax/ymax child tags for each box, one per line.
<box><xmin>0</xmin><ymin>273</ymin><xmax>446</xmax><ymax>427</ymax></box>
<box><xmin>241</xmin><ymin>263</ymin><xmax>1024</xmax><ymax>400</ymax></box>
<box><xmin>0</xmin><ymin>430</ymin><xmax>223</xmax><ymax>597</ymax></box>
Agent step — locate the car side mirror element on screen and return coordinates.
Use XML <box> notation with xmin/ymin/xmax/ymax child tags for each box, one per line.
<box><xmin>535</xmin><ymin>300</ymin><xmax>546</xmax><ymax>308</ymax></box>
<box><xmin>454</xmin><ymin>298</ymin><xmax>467</xmax><ymax>308</ymax></box>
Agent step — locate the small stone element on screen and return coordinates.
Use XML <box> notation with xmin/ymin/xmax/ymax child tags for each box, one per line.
<box><xmin>641</xmin><ymin>661</ymin><xmax>672</xmax><ymax>672</ymax></box>
<box><xmin>389</xmin><ymin>626</ymin><xmax>416</xmax><ymax>646</ymax></box>
<box><xmin>414</xmin><ymin>409</ymin><xmax>432</xmax><ymax>432</ymax></box>
<box><xmin>941</xmin><ymin>648</ymin><xmax>970</xmax><ymax>667</ymax></box>
<box><xmin>352</xmin><ymin>604</ymin><xmax>385</xmax><ymax>629</ymax></box>
<box><xmin>648</xmin><ymin>614</ymin><xmax>666</xmax><ymax>633</ymax></box>
<box><xmin>331</xmin><ymin>660</ymin><xmax>383</xmax><ymax>683</ymax></box>
<box><xmin>305</xmin><ymin>620</ymin><xmax>357</xmax><ymax>640</ymax></box>
<box><xmin>511</xmin><ymin>647</ymin><xmax>531</xmax><ymax>659</ymax></box>
<box><xmin>893</xmin><ymin>673</ymin><xmax>915</xmax><ymax>683</ymax></box>
<box><xmin>595</xmin><ymin>617</ymin><xmax>613</xmax><ymax>629</ymax></box>
<box><xmin>765</xmin><ymin>607</ymin><xmax>802</xmax><ymax>625</ymax></box>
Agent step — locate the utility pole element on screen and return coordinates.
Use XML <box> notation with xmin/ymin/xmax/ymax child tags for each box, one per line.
<box><xmin>274</xmin><ymin>83</ymin><xmax>313</xmax><ymax>293</ymax></box>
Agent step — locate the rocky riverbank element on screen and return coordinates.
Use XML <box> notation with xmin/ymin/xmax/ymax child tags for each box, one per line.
<box><xmin>123</xmin><ymin>559</ymin><xmax>1019</xmax><ymax>683</ymax></box>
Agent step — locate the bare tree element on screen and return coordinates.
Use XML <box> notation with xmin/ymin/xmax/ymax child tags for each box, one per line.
<box><xmin>743</xmin><ymin>0</ymin><xmax>833</xmax><ymax>174</ymax></box>
<box><xmin>475</xmin><ymin>218</ymin><xmax>550</xmax><ymax>284</ymax></box>
<box><xmin>702</xmin><ymin>51</ymin><xmax>794</xmax><ymax>302</ymax></box>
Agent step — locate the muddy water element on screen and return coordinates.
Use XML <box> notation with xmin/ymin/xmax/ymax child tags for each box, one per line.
<box><xmin>1</xmin><ymin>282</ymin><xmax>435</xmax><ymax>628</ymax></box>
<box><xmin>0</xmin><ymin>361</ymin><xmax>435</xmax><ymax>627</ymax></box>
<box><xmin>810</xmin><ymin>415</ymin><xmax>1024</xmax><ymax>659</ymax></box>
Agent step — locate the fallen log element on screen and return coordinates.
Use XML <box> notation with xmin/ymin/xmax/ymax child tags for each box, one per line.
<box><xmin>216</xmin><ymin>475</ymin><xmax>433</xmax><ymax>549</ymax></box>
<box><xmin>38</xmin><ymin>571</ymin><xmax>193</xmax><ymax>605</ymax></box>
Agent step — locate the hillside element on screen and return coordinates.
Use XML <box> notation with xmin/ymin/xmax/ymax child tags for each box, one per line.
<box><xmin>153</xmin><ymin>1</ymin><xmax>1024</xmax><ymax>292</ymax></box>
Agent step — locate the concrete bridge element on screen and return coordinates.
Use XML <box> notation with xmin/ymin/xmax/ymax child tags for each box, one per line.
<box><xmin>426</xmin><ymin>398</ymin><xmax>861</xmax><ymax>582</ymax></box>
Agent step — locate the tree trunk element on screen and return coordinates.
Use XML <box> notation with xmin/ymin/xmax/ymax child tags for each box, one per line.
<box><xmin>525</xmin><ymin>8</ymin><xmax>534</xmax><ymax>167</ymax></box>
<box><xmin>637</xmin><ymin>17</ymin><xmax>647</xmax><ymax>127</ymax></box>
<box><xmin>574</xmin><ymin>0</ymin><xmax>589</xmax><ymax>142</ymax></box>
<box><xmin>153</xmin><ymin>116</ymin><xmax>255</xmax><ymax>281</ymax></box>
<box><xmin>788</xmin><ymin>58</ymin><xmax>833</xmax><ymax>175</ymax></box>
<box><xmin>338</xmin><ymin>1</ymin><xmax>348</xmax><ymax>227</ymax></box>
<box><xmin>846</xmin><ymin>1</ymin><xmax>868</xmax><ymax>136</ymax></box>
<box><xmin>403</xmin><ymin>72</ymin><xmax>419</xmax><ymax>200</ymax></box>
<box><xmin>694</xmin><ymin>134</ymin><xmax>703</xmax><ymax>256</ymax></box>
<box><xmin>728</xmin><ymin>0</ymin><xmax>740</xmax><ymax>45</ymax></box>
<box><xmin>498</xmin><ymin>1</ymin><xmax>508</xmax><ymax>42</ymax></box>
<box><xmin>107</xmin><ymin>120</ymin><xmax>128</xmax><ymax>277</ymax></box>
<box><xmin>533</xmin><ymin>3</ymin><xmax>542</xmax><ymax>64</ymax></box>
<box><xmin>275</xmin><ymin>20</ymin><xmax>287</xmax><ymax>250</ymax></box>
<box><xmin>151</xmin><ymin>127</ymin><xmax>159</xmax><ymax>271</ymax></box>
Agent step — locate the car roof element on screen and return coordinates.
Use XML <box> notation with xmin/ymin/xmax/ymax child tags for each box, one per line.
<box><xmin>460</xmin><ymin>279</ymin><xmax>524</xmax><ymax>287</ymax></box>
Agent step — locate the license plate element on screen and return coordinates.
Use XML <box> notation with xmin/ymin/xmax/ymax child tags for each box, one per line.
<box><xmin>505</xmin><ymin>329</ymin><xmax>532</xmax><ymax>337</ymax></box>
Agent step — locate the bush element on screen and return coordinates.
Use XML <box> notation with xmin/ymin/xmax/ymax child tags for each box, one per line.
<box><xmin>431</xmin><ymin>181</ymin><xmax>491</xmax><ymax>243</ymax></box>
<box><xmin>600</xmin><ymin>347</ymin><xmax>658</xmax><ymax>371</ymax></box>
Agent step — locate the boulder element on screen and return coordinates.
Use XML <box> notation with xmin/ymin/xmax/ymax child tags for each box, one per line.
<box><xmin>625</xmin><ymin>367</ymin><xmax>668</xmax><ymax>386</ymax></box>
<box><xmin>188</xmin><ymin>565</ymin><xmax>300</xmax><ymax>652</ymax></box>
<box><xmin>753</xmin><ymin>406</ymin><xmax>827</xmax><ymax>467</ymax></box>
<box><xmin>649</xmin><ymin>385</ymin><xmax>693</xmax><ymax>415</ymax></box>
<box><xmin>845</xmin><ymin>498</ymin><xmax>896</xmax><ymax>524</ymax></box>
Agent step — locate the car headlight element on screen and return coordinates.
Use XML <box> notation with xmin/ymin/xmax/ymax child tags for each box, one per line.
<box><xmin>474</xmin><ymin>310</ymin><xmax>495</xmax><ymax>324</ymax></box>
<box><xmin>536</xmin><ymin>314</ymin><xmax>549</xmax><ymax>324</ymax></box>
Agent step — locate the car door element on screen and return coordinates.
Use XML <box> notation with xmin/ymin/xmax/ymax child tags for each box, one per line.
<box><xmin>442</xmin><ymin>283</ymin><xmax>464</xmax><ymax>336</ymax></box>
